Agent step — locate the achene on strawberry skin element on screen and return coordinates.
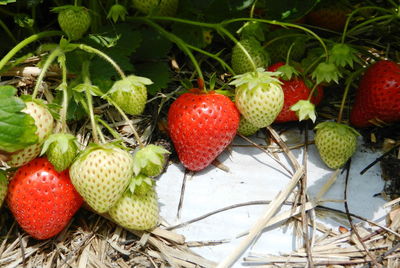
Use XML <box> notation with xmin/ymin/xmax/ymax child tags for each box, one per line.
<box><xmin>168</xmin><ymin>89</ymin><xmax>240</xmax><ymax>171</ymax></box>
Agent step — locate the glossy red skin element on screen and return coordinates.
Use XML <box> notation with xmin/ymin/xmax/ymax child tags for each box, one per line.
<box><xmin>350</xmin><ymin>60</ymin><xmax>400</xmax><ymax>128</ymax></box>
<box><xmin>168</xmin><ymin>90</ymin><xmax>240</xmax><ymax>171</ymax></box>
<box><xmin>268</xmin><ymin>62</ymin><xmax>324</xmax><ymax>123</ymax></box>
<box><xmin>7</xmin><ymin>158</ymin><xmax>83</xmax><ymax>240</ymax></box>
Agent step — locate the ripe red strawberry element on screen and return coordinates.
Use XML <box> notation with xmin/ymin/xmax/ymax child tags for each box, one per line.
<box><xmin>350</xmin><ymin>60</ymin><xmax>400</xmax><ymax>128</ymax></box>
<box><xmin>268</xmin><ymin>62</ymin><xmax>324</xmax><ymax>123</ymax></box>
<box><xmin>53</xmin><ymin>5</ymin><xmax>91</xmax><ymax>41</ymax></box>
<box><xmin>7</xmin><ymin>158</ymin><xmax>83</xmax><ymax>240</ymax></box>
<box><xmin>168</xmin><ymin>89</ymin><xmax>240</xmax><ymax>171</ymax></box>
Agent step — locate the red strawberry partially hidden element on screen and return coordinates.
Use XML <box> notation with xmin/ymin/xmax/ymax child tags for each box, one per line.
<box><xmin>268</xmin><ymin>62</ymin><xmax>324</xmax><ymax>123</ymax></box>
<box><xmin>350</xmin><ymin>60</ymin><xmax>400</xmax><ymax>128</ymax></box>
<box><xmin>168</xmin><ymin>89</ymin><xmax>240</xmax><ymax>171</ymax></box>
<box><xmin>7</xmin><ymin>158</ymin><xmax>83</xmax><ymax>240</ymax></box>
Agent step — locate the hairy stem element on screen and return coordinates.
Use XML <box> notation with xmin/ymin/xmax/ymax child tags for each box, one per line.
<box><xmin>78</xmin><ymin>44</ymin><xmax>126</xmax><ymax>79</ymax></box>
<box><xmin>32</xmin><ymin>47</ymin><xmax>63</xmax><ymax>99</ymax></box>
<box><xmin>0</xmin><ymin>31</ymin><xmax>63</xmax><ymax>73</ymax></box>
<box><xmin>58</xmin><ymin>54</ymin><xmax>69</xmax><ymax>133</ymax></box>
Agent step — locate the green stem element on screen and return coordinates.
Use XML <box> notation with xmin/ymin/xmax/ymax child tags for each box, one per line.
<box><xmin>74</xmin><ymin>0</ymin><xmax>78</xmax><ymax>6</ymax></box>
<box><xmin>97</xmin><ymin>117</ymin><xmax>124</xmax><ymax>141</ymax></box>
<box><xmin>303</xmin><ymin>55</ymin><xmax>324</xmax><ymax>76</ymax></box>
<box><xmin>341</xmin><ymin>6</ymin><xmax>393</xmax><ymax>44</ymax></box>
<box><xmin>346</xmin><ymin>15</ymin><xmax>394</xmax><ymax>37</ymax></box>
<box><xmin>337</xmin><ymin>69</ymin><xmax>364</xmax><ymax>124</ymax></box>
<box><xmin>285</xmin><ymin>43</ymin><xmax>295</xmax><ymax>64</ymax></box>
<box><xmin>58</xmin><ymin>53</ymin><xmax>69</xmax><ymax>133</ymax></box>
<box><xmin>223</xmin><ymin>18</ymin><xmax>329</xmax><ymax>59</ymax></box>
<box><xmin>82</xmin><ymin>60</ymin><xmax>100</xmax><ymax>144</ymax></box>
<box><xmin>141</xmin><ymin>16</ymin><xmax>329</xmax><ymax>61</ymax></box>
<box><xmin>217</xmin><ymin>25</ymin><xmax>258</xmax><ymax>72</ymax></box>
<box><xmin>78</xmin><ymin>44</ymin><xmax>126</xmax><ymax>79</ymax></box>
<box><xmin>0</xmin><ymin>18</ymin><xmax>16</xmax><ymax>44</ymax></box>
<box><xmin>106</xmin><ymin>97</ymin><xmax>145</xmax><ymax>148</ymax></box>
<box><xmin>0</xmin><ymin>31</ymin><xmax>63</xmax><ymax>73</ymax></box>
<box><xmin>32</xmin><ymin>47</ymin><xmax>63</xmax><ymax>99</ymax></box>
<box><xmin>140</xmin><ymin>18</ymin><xmax>204</xmax><ymax>81</ymax></box>
<box><xmin>249</xmin><ymin>0</ymin><xmax>258</xmax><ymax>18</ymax></box>
<box><xmin>186</xmin><ymin>44</ymin><xmax>235</xmax><ymax>74</ymax></box>
<box><xmin>307</xmin><ymin>84</ymin><xmax>318</xmax><ymax>101</ymax></box>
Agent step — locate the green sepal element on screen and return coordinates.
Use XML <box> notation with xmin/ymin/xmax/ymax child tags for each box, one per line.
<box><xmin>276</xmin><ymin>64</ymin><xmax>299</xmax><ymax>81</ymax></box>
<box><xmin>40</xmin><ymin>133</ymin><xmax>78</xmax><ymax>156</ymax></box>
<box><xmin>133</xmin><ymin>144</ymin><xmax>170</xmax><ymax>176</ymax></box>
<box><xmin>314</xmin><ymin>121</ymin><xmax>361</xmax><ymax>137</ymax></box>
<box><xmin>312</xmin><ymin>62</ymin><xmax>342</xmax><ymax>84</ymax></box>
<box><xmin>59</xmin><ymin>37</ymin><xmax>78</xmax><ymax>53</ymax></box>
<box><xmin>127</xmin><ymin>174</ymin><xmax>154</xmax><ymax>196</ymax></box>
<box><xmin>73</xmin><ymin>83</ymin><xmax>103</xmax><ymax>96</ymax></box>
<box><xmin>107</xmin><ymin>75</ymin><xmax>153</xmax><ymax>95</ymax></box>
<box><xmin>51</xmin><ymin>5</ymin><xmax>87</xmax><ymax>13</ymax></box>
<box><xmin>73</xmin><ymin>142</ymin><xmax>129</xmax><ymax>163</ymax></box>
<box><xmin>237</xmin><ymin>21</ymin><xmax>265</xmax><ymax>42</ymax></box>
<box><xmin>229</xmin><ymin>68</ymin><xmax>282</xmax><ymax>90</ymax></box>
<box><xmin>290</xmin><ymin>100</ymin><xmax>317</xmax><ymax>122</ymax></box>
<box><xmin>329</xmin><ymin>43</ymin><xmax>358</xmax><ymax>68</ymax></box>
<box><xmin>107</xmin><ymin>4</ymin><xmax>128</xmax><ymax>23</ymax></box>
<box><xmin>0</xmin><ymin>170</ymin><xmax>8</xmax><ymax>184</ymax></box>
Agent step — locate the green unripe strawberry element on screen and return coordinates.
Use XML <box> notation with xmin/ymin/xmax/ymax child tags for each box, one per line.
<box><xmin>53</xmin><ymin>5</ymin><xmax>91</xmax><ymax>41</ymax></box>
<box><xmin>231</xmin><ymin>68</ymin><xmax>284</xmax><ymax>128</ymax></box>
<box><xmin>314</xmin><ymin>122</ymin><xmax>360</xmax><ymax>169</ymax></box>
<box><xmin>7</xmin><ymin>101</ymin><xmax>54</xmax><ymax>167</ymax></box>
<box><xmin>109</xmin><ymin>175</ymin><xmax>159</xmax><ymax>230</ymax></box>
<box><xmin>70</xmin><ymin>144</ymin><xmax>134</xmax><ymax>213</ymax></box>
<box><xmin>0</xmin><ymin>172</ymin><xmax>8</xmax><ymax>208</ymax></box>
<box><xmin>265</xmin><ymin>29</ymin><xmax>306</xmax><ymax>63</ymax></box>
<box><xmin>132</xmin><ymin>0</ymin><xmax>179</xmax><ymax>16</ymax></box>
<box><xmin>109</xmin><ymin>75</ymin><xmax>153</xmax><ymax>116</ymax></box>
<box><xmin>41</xmin><ymin>133</ymin><xmax>79</xmax><ymax>172</ymax></box>
<box><xmin>231</xmin><ymin>38</ymin><xmax>270</xmax><ymax>75</ymax></box>
<box><xmin>133</xmin><ymin>144</ymin><xmax>170</xmax><ymax>177</ymax></box>
<box><xmin>238</xmin><ymin>117</ymin><xmax>259</xmax><ymax>136</ymax></box>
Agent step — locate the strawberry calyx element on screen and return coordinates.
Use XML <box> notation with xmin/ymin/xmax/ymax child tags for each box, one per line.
<box><xmin>329</xmin><ymin>43</ymin><xmax>358</xmax><ymax>68</ymax></box>
<box><xmin>229</xmin><ymin>68</ymin><xmax>283</xmax><ymax>91</ymax></box>
<box><xmin>314</xmin><ymin>121</ymin><xmax>361</xmax><ymax>137</ymax></box>
<box><xmin>312</xmin><ymin>62</ymin><xmax>342</xmax><ymax>84</ymax></box>
<box><xmin>51</xmin><ymin>5</ymin><xmax>89</xmax><ymax>14</ymax></box>
<box><xmin>74</xmin><ymin>143</ymin><xmax>130</xmax><ymax>163</ymax></box>
<box><xmin>127</xmin><ymin>174</ymin><xmax>154</xmax><ymax>196</ymax></box>
<box><xmin>107</xmin><ymin>4</ymin><xmax>128</xmax><ymax>23</ymax></box>
<box><xmin>107</xmin><ymin>75</ymin><xmax>153</xmax><ymax>95</ymax></box>
<box><xmin>133</xmin><ymin>144</ymin><xmax>170</xmax><ymax>177</ymax></box>
<box><xmin>40</xmin><ymin>133</ymin><xmax>78</xmax><ymax>154</ymax></box>
<box><xmin>290</xmin><ymin>100</ymin><xmax>317</xmax><ymax>122</ymax></box>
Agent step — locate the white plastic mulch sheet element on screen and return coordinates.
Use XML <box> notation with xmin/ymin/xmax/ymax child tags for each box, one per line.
<box><xmin>156</xmin><ymin>129</ymin><xmax>388</xmax><ymax>267</ymax></box>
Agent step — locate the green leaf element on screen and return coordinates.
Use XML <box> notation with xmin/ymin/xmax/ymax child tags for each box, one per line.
<box><xmin>0</xmin><ymin>86</ymin><xmax>38</xmax><ymax>152</ymax></box>
<box><xmin>290</xmin><ymin>100</ymin><xmax>316</xmax><ymax>122</ymax></box>
<box><xmin>171</xmin><ymin>23</ymin><xmax>208</xmax><ymax>49</ymax></box>
<box><xmin>134</xmin><ymin>62</ymin><xmax>171</xmax><ymax>95</ymax></box>
<box><xmin>133</xmin><ymin>28</ymin><xmax>172</xmax><ymax>60</ymax></box>
<box><xmin>14</xmin><ymin>14</ymin><xmax>34</xmax><ymax>28</ymax></box>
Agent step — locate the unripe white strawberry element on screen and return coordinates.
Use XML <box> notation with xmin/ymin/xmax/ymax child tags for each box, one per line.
<box><xmin>238</xmin><ymin>116</ymin><xmax>259</xmax><ymax>136</ymax></box>
<box><xmin>109</xmin><ymin>75</ymin><xmax>152</xmax><ymax>116</ymax></box>
<box><xmin>109</xmin><ymin>175</ymin><xmax>159</xmax><ymax>230</ymax></box>
<box><xmin>69</xmin><ymin>144</ymin><xmax>134</xmax><ymax>213</ymax></box>
<box><xmin>7</xmin><ymin>101</ymin><xmax>54</xmax><ymax>167</ymax></box>
<box><xmin>231</xmin><ymin>68</ymin><xmax>284</xmax><ymax>128</ymax></box>
<box><xmin>314</xmin><ymin>122</ymin><xmax>360</xmax><ymax>169</ymax></box>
